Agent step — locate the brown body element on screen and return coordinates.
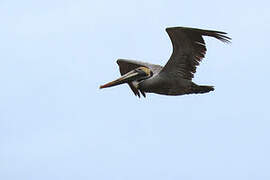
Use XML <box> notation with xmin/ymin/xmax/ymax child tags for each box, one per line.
<box><xmin>100</xmin><ymin>27</ymin><xmax>231</xmax><ymax>98</ymax></box>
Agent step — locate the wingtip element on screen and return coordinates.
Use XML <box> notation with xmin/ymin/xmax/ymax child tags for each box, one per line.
<box><xmin>165</xmin><ymin>26</ymin><xmax>232</xmax><ymax>43</ymax></box>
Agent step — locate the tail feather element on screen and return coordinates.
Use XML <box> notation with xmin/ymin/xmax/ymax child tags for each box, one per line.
<box><xmin>190</xmin><ymin>84</ymin><xmax>214</xmax><ymax>94</ymax></box>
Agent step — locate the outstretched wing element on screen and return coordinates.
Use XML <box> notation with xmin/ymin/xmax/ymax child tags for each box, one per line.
<box><xmin>160</xmin><ymin>27</ymin><xmax>231</xmax><ymax>80</ymax></box>
<box><xmin>116</xmin><ymin>59</ymin><xmax>162</xmax><ymax>97</ymax></box>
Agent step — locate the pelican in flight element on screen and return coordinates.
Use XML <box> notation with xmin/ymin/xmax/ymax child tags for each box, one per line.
<box><xmin>100</xmin><ymin>27</ymin><xmax>231</xmax><ymax>98</ymax></box>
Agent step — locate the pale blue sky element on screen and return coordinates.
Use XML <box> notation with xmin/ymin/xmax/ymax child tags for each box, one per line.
<box><xmin>0</xmin><ymin>0</ymin><xmax>269</xmax><ymax>179</ymax></box>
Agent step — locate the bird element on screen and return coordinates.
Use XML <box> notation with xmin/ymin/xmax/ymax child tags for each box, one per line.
<box><xmin>100</xmin><ymin>26</ymin><xmax>231</xmax><ymax>98</ymax></box>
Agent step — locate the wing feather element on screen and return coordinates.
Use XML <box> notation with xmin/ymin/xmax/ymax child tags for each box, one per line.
<box><xmin>160</xmin><ymin>27</ymin><xmax>231</xmax><ymax>80</ymax></box>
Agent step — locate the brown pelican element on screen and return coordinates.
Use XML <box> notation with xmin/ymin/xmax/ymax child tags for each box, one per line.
<box><xmin>100</xmin><ymin>27</ymin><xmax>231</xmax><ymax>98</ymax></box>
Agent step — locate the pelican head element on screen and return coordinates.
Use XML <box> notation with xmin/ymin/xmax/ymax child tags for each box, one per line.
<box><xmin>100</xmin><ymin>67</ymin><xmax>152</xmax><ymax>89</ymax></box>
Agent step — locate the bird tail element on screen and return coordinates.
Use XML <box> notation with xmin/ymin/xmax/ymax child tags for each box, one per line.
<box><xmin>190</xmin><ymin>84</ymin><xmax>215</xmax><ymax>94</ymax></box>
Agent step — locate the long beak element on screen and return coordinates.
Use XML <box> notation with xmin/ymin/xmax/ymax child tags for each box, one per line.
<box><xmin>100</xmin><ymin>70</ymin><xmax>142</xmax><ymax>89</ymax></box>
